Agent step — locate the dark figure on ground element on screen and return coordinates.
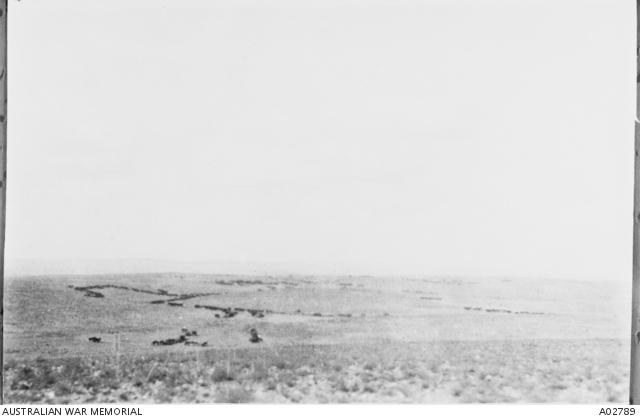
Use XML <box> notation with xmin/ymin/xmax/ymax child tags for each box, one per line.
<box><xmin>181</xmin><ymin>328</ymin><xmax>197</xmax><ymax>337</ymax></box>
<box><xmin>88</xmin><ymin>337</ymin><xmax>102</xmax><ymax>343</ymax></box>
<box><xmin>249</xmin><ymin>328</ymin><xmax>263</xmax><ymax>343</ymax></box>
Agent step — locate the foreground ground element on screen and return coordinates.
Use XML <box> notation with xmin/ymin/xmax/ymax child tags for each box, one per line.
<box><xmin>4</xmin><ymin>339</ymin><xmax>628</xmax><ymax>403</ymax></box>
<box><xmin>3</xmin><ymin>274</ymin><xmax>631</xmax><ymax>403</ymax></box>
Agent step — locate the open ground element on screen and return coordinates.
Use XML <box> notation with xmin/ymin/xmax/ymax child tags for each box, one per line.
<box><xmin>3</xmin><ymin>274</ymin><xmax>630</xmax><ymax>403</ymax></box>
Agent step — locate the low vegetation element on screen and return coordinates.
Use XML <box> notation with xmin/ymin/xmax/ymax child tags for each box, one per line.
<box><xmin>4</xmin><ymin>339</ymin><xmax>628</xmax><ymax>403</ymax></box>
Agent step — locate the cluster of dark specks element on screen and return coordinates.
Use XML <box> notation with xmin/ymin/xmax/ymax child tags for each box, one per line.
<box><xmin>463</xmin><ymin>306</ymin><xmax>545</xmax><ymax>315</ymax></box>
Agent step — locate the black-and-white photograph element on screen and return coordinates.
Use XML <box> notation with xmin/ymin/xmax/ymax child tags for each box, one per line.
<box><xmin>1</xmin><ymin>0</ymin><xmax>635</xmax><ymax>405</ymax></box>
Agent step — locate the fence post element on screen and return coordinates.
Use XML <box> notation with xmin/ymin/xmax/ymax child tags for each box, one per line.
<box><xmin>115</xmin><ymin>333</ymin><xmax>121</xmax><ymax>381</ymax></box>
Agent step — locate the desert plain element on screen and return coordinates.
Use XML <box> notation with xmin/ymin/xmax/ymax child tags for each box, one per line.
<box><xmin>3</xmin><ymin>273</ymin><xmax>630</xmax><ymax>403</ymax></box>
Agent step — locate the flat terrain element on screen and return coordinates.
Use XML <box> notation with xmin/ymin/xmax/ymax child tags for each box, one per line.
<box><xmin>3</xmin><ymin>274</ymin><xmax>630</xmax><ymax>403</ymax></box>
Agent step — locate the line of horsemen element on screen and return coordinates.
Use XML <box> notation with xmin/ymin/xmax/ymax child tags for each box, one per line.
<box><xmin>88</xmin><ymin>327</ymin><xmax>263</xmax><ymax>346</ymax></box>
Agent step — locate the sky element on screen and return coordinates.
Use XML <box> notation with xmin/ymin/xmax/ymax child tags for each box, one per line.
<box><xmin>4</xmin><ymin>0</ymin><xmax>635</xmax><ymax>280</ymax></box>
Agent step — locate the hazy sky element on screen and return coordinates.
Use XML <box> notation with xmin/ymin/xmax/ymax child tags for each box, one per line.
<box><xmin>5</xmin><ymin>0</ymin><xmax>635</xmax><ymax>280</ymax></box>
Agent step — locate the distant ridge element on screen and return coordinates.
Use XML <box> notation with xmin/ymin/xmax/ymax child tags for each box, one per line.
<box><xmin>5</xmin><ymin>258</ymin><xmax>616</xmax><ymax>284</ymax></box>
<box><xmin>5</xmin><ymin>258</ymin><xmax>282</xmax><ymax>277</ymax></box>
<box><xmin>5</xmin><ymin>258</ymin><xmax>404</xmax><ymax>278</ymax></box>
